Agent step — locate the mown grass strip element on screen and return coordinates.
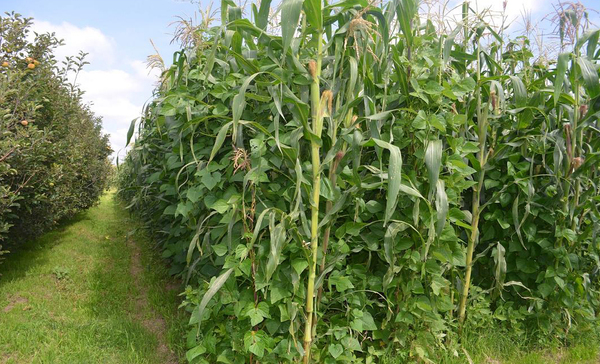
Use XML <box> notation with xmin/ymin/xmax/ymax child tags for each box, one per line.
<box><xmin>0</xmin><ymin>192</ymin><xmax>186</xmax><ymax>364</ymax></box>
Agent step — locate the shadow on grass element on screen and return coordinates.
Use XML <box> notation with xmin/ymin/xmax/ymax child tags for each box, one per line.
<box><xmin>0</xmin><ymin>209</ymin><xmax>92</xmax><ymax>287</ymax></box>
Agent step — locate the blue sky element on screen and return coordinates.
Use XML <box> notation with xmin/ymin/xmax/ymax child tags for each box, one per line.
<box><xmin>2</xmin><ymin>0</ymin><xmax>599</xmax><ymax>162</ymax></box>
<box><xmin>4</xmin><ymin>0</ymin><xmax>199</xmax><ymax>61</ymax></box>
<box><xmin>2</xmin><ymin>0</ymin><xmax>202</xmax><ymax>162</ymax></box>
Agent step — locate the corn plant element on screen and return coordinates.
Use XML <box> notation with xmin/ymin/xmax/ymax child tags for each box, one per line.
<box><xmin>118</xmin><ymin>0</ymin><xmax>600</xmax><ymax>362</ymax></box>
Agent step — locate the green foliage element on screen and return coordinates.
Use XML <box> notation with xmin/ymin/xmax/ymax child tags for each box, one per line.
<box><xmin>118</xmin><ymin>0</ymin><xmax>600</xmax><ymax>362</ymax></box>
<box><xmin>52</xmin><ymin>265</ymin><xmax>71</xmax><ymax>281</ymax></box>
<box><xmin>0</xmin><ymin>12</ymin><xmax>111</xmax><ymax>260</ymax></box>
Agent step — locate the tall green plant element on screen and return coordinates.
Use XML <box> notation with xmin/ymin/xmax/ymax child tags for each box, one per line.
<box><xmin>118</xmin><ymin>0</ymin><xmax>600</xmax><ymax>362</ymax></box>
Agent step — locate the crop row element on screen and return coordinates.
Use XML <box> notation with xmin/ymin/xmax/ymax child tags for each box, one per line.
<box><xmin>118</xmin><ymin>1</ymin><xmax>600</xmax><ymax>362</ymax></box>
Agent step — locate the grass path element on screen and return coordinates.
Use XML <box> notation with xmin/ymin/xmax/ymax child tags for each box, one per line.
<box><xmin>0</xmin><ymin>192</ymin><xmax>186</xmax><ymax>364</ymax></box>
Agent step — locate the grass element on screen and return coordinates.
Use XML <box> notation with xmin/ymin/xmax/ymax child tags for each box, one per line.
<box><xmin>381</xmin><ymin>329</ymin><xmax>600</xmax><ymax>364</ymax></box>
<box><xmin>456</xmin><ymin>333</ymin><xmax>599</xmax><ymax>364</ymax></box>
<box><xmin>0</xmin><ymin>191</ymin><xmax>187</xmax><ymax>364</ymax></box>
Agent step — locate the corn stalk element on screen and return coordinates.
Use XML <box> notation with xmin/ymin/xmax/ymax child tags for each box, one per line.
<box><xmin>303</xmin><ymin>29</ymin><xmax>325</xmax><ymax>363</ymax></box>
<box><xmin>458</xmin><ymin>37</ymin><xmax>488</xmax><ymax>331</ymax></box>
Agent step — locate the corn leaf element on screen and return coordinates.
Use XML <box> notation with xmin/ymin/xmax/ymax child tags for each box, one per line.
<box><xmin>266</xmin><ymin>213</ymin><xmax>287</xmax><ymax>283</ymax></box>
<box><xmin>232</xmin><ymin>72</ymin><xmax>263</xmax><ymax>140</ymax></box>
<box><xmin>195</xmin><ymin>268</ymin><xmax>234</xmax><ymax>332</ymax></box>
<box><xmin>281</xmin><ymin>0</ymin><xmax>303</xmax><ymax>53</ymax></box>
<box><xmin>577</xmin><ymin>57</ymin><xmax>600</xmax><ymax>98</ymax></box>
<box><xmin>126</xmin><ymin>118</ymin><xmax>136</xmax><ymax>146</ymax></box>
<box><xmin>208</xmin><ymin>121</ymin><xmax>232</xmax><ymax>163</ymax></box>
<box><xmin>303</xmin><ymin>0</ymin><xmax>322</xmax><ymax>30</ymax></box>
<box><xmin>372</xmin><ymin>138</ymin><xmax>402</xmax><ymax>226</ymax></box>
<box><xmin>425</xmin><ymin>140</ymin><xmax>442</xmax><ymax>199</ymax></box>
<box><xmin>554</xmin><ymin>53</ymin><xmax>570</xmax><ymax>107</ymax></box>
<box><xmin>435</xmin><ymin>180</ymin><xmax>448</xmax><ymax>236</ymax></box>
<box><xmin>493</xmin><ymin>242</ymin><xmax>506</xmax><ymax>296</ymax></box>
<box><xmin>509</xmin><ymin>76</ymin><xmax>527</xmax><ymax>107</ymax></box>
<box><xmin>255</xmin><ymin>0</ymin><xmax>271</xmax><ymax>30</ymax></box>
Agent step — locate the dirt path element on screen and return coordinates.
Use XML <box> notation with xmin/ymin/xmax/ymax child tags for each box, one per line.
<box><xmin>127</xmin><ymin>235</ymin><xmax>179</xmax><ymax>364</ymax></box>
<box><xmin>0</xmin><ymin>191</ymin><xmax>184</xmax><ymax>364</ymax></box>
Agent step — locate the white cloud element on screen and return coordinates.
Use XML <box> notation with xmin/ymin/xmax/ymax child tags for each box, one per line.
<box><xmin>31</xmin><ymin>20</ymin><xmax>116</xmax><ymax>65</ymax></box>
<box><xmin>86</xmin><ymin>97</ymin><xmax>141</xmax><ymax>120</ymax></box>
<box><xmin>470</xmin><ymin>0</ymin><xmax>541</xmax><ymax>25</ymax></box>
<box><xmin>75</xmin><ymin>67</ymin><xmax>157</xmax><ymax>161</ymax></box>
<box><xmin>130</xmin><ymin>59</ymin><xmax>162</xmax><ymax>80</ymax></box>
<box><xmin>30</xmin><ymin>20</ymin><xmax>159</xmax><ymax>162</ymax></box>
<box><xmin>108</xmin><ymin>127</ymin><xmax>131</xmax><ymax>162</ymax></box>
<box><xmin>426</xmin><ymin>0</ymin><xmax>544</xmax><ymax>33</ymax></box>
<box><xmin>76</xmin><ymin>69</ymin><xmax>143</xmax><ymax>97</ymax></box>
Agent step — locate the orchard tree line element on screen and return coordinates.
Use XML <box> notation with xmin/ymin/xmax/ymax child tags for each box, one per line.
<box><xmin>0</xmin><ymin>12</ymin><xmax>112</xmax><ymax>262</ymax></box>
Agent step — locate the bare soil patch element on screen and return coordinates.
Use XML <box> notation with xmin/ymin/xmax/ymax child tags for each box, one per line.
<box><xmin>3</xmin><ymin>295</ymin><xmax>28</xmax><ymax>313</ymax></box>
